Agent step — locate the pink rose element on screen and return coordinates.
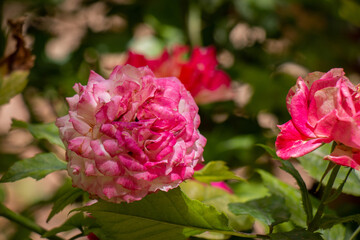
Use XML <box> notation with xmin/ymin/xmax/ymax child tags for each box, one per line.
<box><xmin>275</xmin><ymin>68</ymin><xmax>360</xmax><ymax>169</ymax></box>
<box><xmin>56</xmin><ymin>65</ymin><xmax>206</xmax><ymax>203</ymax></box>
<box><xmin>125</xmin><ymin>46</ymin><xmax>233</xmax><ymax>104</ymax></box>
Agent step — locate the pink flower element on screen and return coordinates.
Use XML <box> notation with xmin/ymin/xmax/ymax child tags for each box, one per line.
<box><xmin>125</xmin><ymin>46</ymin><xmax>233</xmax><ymax>104</ymax></box>
<box><xmin>275</xmin><ymin>68</ymin><xmax>360</xmax><ymax>169</ymax></box>
<box><xmin>56</xmin><ymin>65</ymin><xmax>206</xmax><ymax>203</ymax></box>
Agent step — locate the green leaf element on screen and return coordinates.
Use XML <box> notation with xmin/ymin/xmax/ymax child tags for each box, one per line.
<box><xmin>230</xmin><ymin>181</ymin><xmax>270</xmax><ymax>202</ymax></box>
<box><xmin>11</xmin><ymin>119</ymin><xmax>64</xmax><ymax>148</ymax></box>
<box><xmin>298</xmin><ymin>144</ymin><xmax>360</xmax><ymax>196</ymax></box>
<box><xmin>318</xmin><ymin>214</ymin><xmax>360</xmax><ymax>230</ymax></box>
<box><xmin>269</xmin><ymin>228</ymin><xmax>324</xmax><ymax>240</ymax></box>
<box><xmin>0</xmin><ymin>70</ymin><xmax>29</xmax><ymax>105</ymax></box>
<box><xmin>43</xmin><ymin>212</ymin><xmax>91</xmax><ymax>237</ymax></box>
<box><xmin>0</xmin><ymin>154</ymin><xmax>20</xmax><ymax>173</ymax></box>
<box><xmin>193</xmin><ymin>161</ymin><xmax>244</xmax><ymax>183</ymax></box>
<box><xmin>78</xmin><ymin>188</ymin><xmax>233</xmax><ymax>240</ymax></box>
<box><xmin>229</xmin><ymin>195</ymin><xmax>290</xmax><ymax>227</ymax></box>
<box><xmin>319</xmin><ymin>224</ymin><xmax>347</xmax><ymax>240</ymax></box>
<box><xmin>0</xmin><ymin>152</ymin><xmax>67</xmax><ymax>182</ymax></box>
<box><xmin>257</xmin><ymin>169</ymin><xmax>307</xmax><ymax>227</ymax></box>
<box><xmin>256</xmin><ymin>144</ymin><xmax>282</xmax><ymax>161</ymax></box>
<box><xmin>280</xmin><ymin>160</ymin><xmax>313</xmax><ymax>225</ymax></box>
<box><xmin>181</xmin><ymin>180</ymin><xmax>253</xmax><ymax>232</ymax></box>
<box><xmin>47</xmin><ymin>180</ymin><xmax>85</xmax><ymax>222</ymax></box>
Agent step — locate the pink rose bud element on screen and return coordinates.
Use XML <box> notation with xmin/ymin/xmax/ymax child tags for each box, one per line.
<box><xmin>275</xmin><ymin>68</ymin><xmax>360</xmax><ymax>169</ymax></box>
<box><xmin>56</xmin><ymin>65</ymin><xmax>206</xmax><ymax>203</ymax></box>
<box><xmin>125</xmin><ymin>45</ymin><xmax>233</xmax><ymax>104</ymax></box>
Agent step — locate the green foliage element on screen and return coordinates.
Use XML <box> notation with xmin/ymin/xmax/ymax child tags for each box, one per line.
<box><xmin>230</xmin><ymin>181</ymin><xmax>270</xmax><ymax>202</ymax></box>
<box><xmin>0</xmin><ymin>70</ymin><xmax>29</xmax><ymax>105</ymax></box>
<box><xmin>318</xmin><ymin>214</ymin><xmax>360</xmax><ymax>230</ymax></box>
<box><xmin>298</xmin><ymin>144</ymin><xmax>360</xmax><ymax>196</ymax></box>
<box><xmin>0</xmin><ymin>152</ymin><xmax>66</xmax><ymax>182</ymax></box>
<box><xmin>257</xmin><ymin>169</ymin><xmax>307</xmax><ymax>227</ymax></box>
<box><xmin>43</xmin><ymin>212</ymin><xmax>91</xmax><ymax>238</ymax></box>
<box><xmin>79</xmin><ymin>188</ymin><xmax>234</xmax><ymax>240</ymax></box>
<box><xmin>1</xmin><ymin>0</ymin><xmax>360</xmax><ymax>238</ymax></box>
<box><xmin>193</xmin><ymin>161</ymin><xmax>244</xmax><ymax>183</ymax></box>
<box><xmin>269</xmin><ymin>228</ymin><xmax>324</xmax><ymax>240</ymax></box>
<box><xmin>256</xmin><ymin>144</ymin><xmax>282</xmax><ymax>161</ymax></box>
<box><xmin>47</xmin><ymin>180</ymin><xmax>85</xmax><ymax>222</ymax></box>
<box><xmin>11</xmin><ymin>120</ymin><xmax>64</xmax><ymax>148</ymax></box>
<box><xmin>229</xmin><ymin>195</ymin><xmax>291</xmax><ymax>227</ymax></box>
<box><xmin>339</xmin><ymin>0</ymin><xmax>360</xmax><ymax>26</ymax></box>
<box><xmin>0</xmin><ymin>154</ymin><xmax>20</xmax><ymax>173</ymax></box>
<box><xmin>181</xmin><ymin>180</ymin><xmax>254</xmax><ymax>231</ymax></box>
<box><xmin>280</xmin><ymin>160</ymin><xmax>313</xmax><ymax>225</ymax></box>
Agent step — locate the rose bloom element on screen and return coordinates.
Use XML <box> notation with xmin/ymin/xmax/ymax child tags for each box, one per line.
<box><xmin>125</xmin><ymin>45</ymin><xmax>233</xmax><ymax>104</ymax></box>
<box><xmin>275</xmin><ymin>68</ymin><xmax>360</xmax><ymax>170</ymax></box>
<box><xmin>56</xmin><ymin>65</ymin><xmax>206</xmax><ymax>203</ymax></box>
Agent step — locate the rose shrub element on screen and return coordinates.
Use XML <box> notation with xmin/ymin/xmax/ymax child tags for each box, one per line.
<box><xmin>56</xmin><ymin>64</ymin><xmax>206</xmax><ymax>203</ymax></box>
<box><xmin>125</xmin><ymin>45</ymin><xmax>233</xmax><ymax>104</ymax></box>
<box><xmin>276</xmin><ymin>68</ymin><xmax>360</xmax><ymax>169</ymax></box>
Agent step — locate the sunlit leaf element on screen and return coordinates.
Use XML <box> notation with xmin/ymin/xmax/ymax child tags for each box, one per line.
<box><xmin>193</xmin><ymin>161</ymin><xmax>244</xmax><ymax>183</ymax></box>
<box><xmin>0</xmin><ymin>152</ymin><xmax>67</xmax><ymax>182</ymax></box>
<box><xmin>0</xmin><ymin>70</ymin><xmax>28</xmax><ymax>105</ymax></box>
<box><xmin>11</xmin><ymin>119</ymin><xmax>64</xmax><ymax>148</ymax></box>
<box><xmin>230</xmin><ymin>181</ymin><xmax>270</xmax><ymax>203</ymax></box>
<box><xmin>79</xmin><ymin>188</ymin><xmax>233</xmax><ymax>240</ymax></box>
<box><xmin>319</xmin><ymin>224</ymin><xmax>347</xmax><ymax>240</ymax></box>
<box><xmin>181</xmin><ymin>180</ymin><xmax>253</xmax><ymax>232</ymax></box>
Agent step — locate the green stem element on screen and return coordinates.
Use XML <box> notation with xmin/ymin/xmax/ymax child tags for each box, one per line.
<box><xmin>0</xmin><ymin>202</ymin><xmax>64</xmax><ymax>240</ymax></box>
<box><xmin>308</xmin><ymin>165</ymin><xmax>341</xmax><ymax>232</ymax></box>
<box><xmin>350</xmin><ymin>225</ymin><xmax>360</xmax><ymax>240</ymax></box>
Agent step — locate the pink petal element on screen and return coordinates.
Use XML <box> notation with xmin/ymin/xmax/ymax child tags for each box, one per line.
<box><xmin>325</xmin><ymin>145</ymin><xmax>360</xmax><ymax>170</ymax></box>
<box><xmin>288</xmin><ymin>78</ymin><xmax>316</xmax><ymax>137</ymax></box>
<box><xmin>275</xmin><ymin>121</ymin><xmax>330</xmax><ymax>159</ymax></box>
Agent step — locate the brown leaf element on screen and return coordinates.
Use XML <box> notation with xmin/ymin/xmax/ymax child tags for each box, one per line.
<box><xmin>0</xmin><ymin>17</ymin><xmax>35</xmax><ymax>74</ymax></box>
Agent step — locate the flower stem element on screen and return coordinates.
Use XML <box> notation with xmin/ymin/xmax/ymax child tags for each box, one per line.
<box><xmin>308</xmin><ymin>164</ymin><xmax>340</xmax><ymax>232</ymax></box>
<box><xmin>350</xmin><ymin>225</ymin><xmax>360</xmax><ymax>240</ymax></box>
<box><xmin>0</xmin><ymin>202</ymin><xmax>63</xmax><ymax>240</ymax></box>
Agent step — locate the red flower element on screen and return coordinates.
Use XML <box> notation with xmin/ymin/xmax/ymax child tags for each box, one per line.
<box><xmin>125</xmin><ymin>46</ymin><xmax>233</xmax><ymax>104</ymax></box>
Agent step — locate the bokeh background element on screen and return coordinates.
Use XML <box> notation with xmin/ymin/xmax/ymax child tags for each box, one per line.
<box><xmin>1</xmin><ymin>0</ymin><xmax>360</xmax><ymax>239</ymax></box>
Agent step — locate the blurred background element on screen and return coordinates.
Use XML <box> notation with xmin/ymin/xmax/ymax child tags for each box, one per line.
<box><xmin>0</xmin><ymin>0</ymin><xmax>360</xmax><ymax>239</ymax></box>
